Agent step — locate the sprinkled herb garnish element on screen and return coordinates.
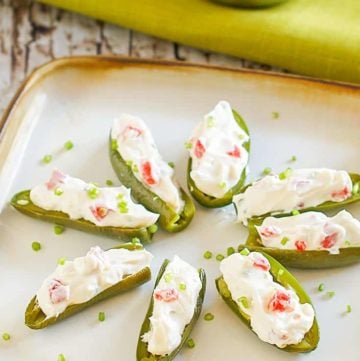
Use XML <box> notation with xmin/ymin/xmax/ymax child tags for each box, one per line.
<box><xmin>111</xmin><ymin>139</ymin><xmax>117</xmax><ymax>150</ymax></box>
<box><xmin>272</xmin><ymin>111</ymin><xmax>280</xmax><ymax>119</ymax></box>
<box><xmin>168</xmin><ymin>162</ymin><xmax>175</xmax><ymax>169</ymax></box>
<box><xmin>346</xmin><ymin>304</ymin><xmax>352</xmax><ymax>313</ymax></box>
<box><xmin>219</xmin><ymin>181</ymin><xmax>227</xmax><ymax>189</ymax></box>
<box><xmin>326</xmin><ymin>291</ymin><xmax>335</xmax><ymax>299</ymax></box>
<box><xmin>131</xmin><ymin>237</ymin><xmax>140</xmax><ymax>244</ymax></box>
<box><xmin>204</xmin><ymin>312</ymin><xmax>214</xmax><ymax>321</ymax></box>
<box><xmin>118</xmin><ymin>201</ymin><xmax>128</xmax><ymax>213</ymax></box>
<box><xmin>262</xmin><ymin>167</ymin><xmax>272</xmax><ymax>176</ymax></box>
<box><xmin>280</xmin><ymin>237</ymin><xmax>289</xmax><ymax>246</ymax></box>
<box><xmin>98</xmin><ymin>312</ymin><xmax>106</xmax><ymax>322</ymax></box>
<box><xmin>240</xmin><ymin>248</ymin><xmax>250</xmax><ymax>256</ymax></box>
<box><xmin>207</xmin><ymin>116</ymin><xmax>215</xmax><ymax>128</ymax></box>
<box><xmin>164</xmin><ymin>273</ymin><xmax>173</xmax><ymax>283</ymax></box>
<box><xmin>64</xmin><ymin>140</ymin><xmax>74</xmax><ymax>151</ymax></box>
<box><xmin>148</xmin><ymin>224</ymin><xmax>158</xmax><ymax>234</ymax></box>
<box><xmin>58</xmin><ymin>354</ymin><xmax>66</xmax><ymax>361</ymax></box>
<box><xmin>42</xmin><ymin>154</ymin><xmax>52</xmax><ymax>164</ymax></box>
<box><xmin>318</xmin><ymin>283</ymin><xmax>325</xmax><ymax>292</ymax></box>
<box><xmin>2</xmin><ymin>333</ymin><xmax>10</xmax><ymax>341</ymax></box>
<box><xmin>31</xmin><ymin>241</ymin><xmax>41</xmax><ymax>252</ymax></box>
<box><xmin>279</xmin><ymin>167</ymin><xmax>293</xmax><ymax>180</ymax></box>
<box><xmin>227</xmin><ymin>247</ymin><xmax>235</xmax><ymax>256</ymax></box>
<box><xmin>292</xmin><ymin>210</ymin><xmax>300</xmax><ymax>216</ymax></box>
<box><xmin>87</xmin><ymin>186</ymin><xmax>99</xmax><ymax>199</ymax></box>
<box><xmin>203</xmin><ymin>251</ymin><xmax>212</xmax><ymax>259</ymax></box>
<box><xmin>184</xmin><ymin>141</ymin><xmax>192</xmax><ymax>150</ymax></box>
<box><xmin>289</xmin><ymin>155</ymin><xmax>297</xmax><ymax>162</ymax></box>
<box><xmin>186</xmin><ymin>338</ymin><xmax>195</xmax><ymax>348</ymax></box>
<box><xmin>58</xmin><ymin>257</ymin><xmax>66</xmax><ymax>266</ymax></box>
<box><xmin>54</xmin><ymin>225</ymin><xmax>65</xmax><ymax>235</ymax></box>
<box><xmin>179</xmin><ymin>282</ymin><xmax>187</xmax><ymax>291</ymax></box>
<box><xmin>216</xmin><ymin>254</ymin><xmax>224</xmax><ymax>261</ymax></box>
<box><xmin>117</xmin><ymin>193</ymin><xmax>124</xmax><ymax>200</ymax></box>
<box><xmin>238</xmin><ymin>296</ymin><xmax>250</xmax><ymax>309</ymax></box>
<box><xmin>54</xmin><ymin>187</ymin><xmax>64</xmax><ymax>196</ymax></box>
<box><xmin>106</xmin><ymin>179</ymin><xmax>113</xmax><ymax>186</ymax></box>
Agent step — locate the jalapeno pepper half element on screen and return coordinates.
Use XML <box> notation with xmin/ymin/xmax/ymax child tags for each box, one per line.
<box><xmin>109</xmin><ymin>136</ymin><xmax>195</xmax><ymax>233</ymax></box>
<box><xmin>25</xmin><ymin>243</ymin><xmax>151</xmax><ymax>329</ymax></box>
<box><xmin>136</xmin><ymin>259</ymin><xmax>206</xmax><ymax>361</ymax></box>
<box><xmin>187</xmin><ymin>109</ymin><xmax>250</xmax><ymax>208</ymax></box>
<box><xmin>11</xmin><ymin>190</ymin><xmax>155</xmax><ymax>242</ymax></box>
<box><xmin>238</xmin><ymin>217</ymin><xmax>360</xmax><ymax>269</ymax></box>
<box><xmin>215</xmin><ymin>251</ymin><xmax>319</xmax><ymax>352</ymax></box>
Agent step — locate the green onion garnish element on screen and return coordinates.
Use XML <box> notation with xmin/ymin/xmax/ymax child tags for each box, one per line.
<box><xmin>64</xmin><ymin>140</ymin><xmax>74</xmax><ymax>150</ymax></box>
<box><xmin>262</xmin><ymin>167</ymin><xmax>272</xmax><ymax>176</ymax></box>
<box><xmin>87</xmin><ymin>187</ymin><xmax>99</xmax><ymax>199</ymax></box>
<box><xmin>186</xmin><ymin>338</ymin><xmax>195</xmax><ymax>348</ymax></box>
<box><xmin>42</xmin><ymin>154</ymin><xmax>52</xmax><ymax>164</ymax></box>
<box><xmin>184</xmin><ymin>141</ymin><xmax>192</xmax><ymax>150</ymax></box>
<box><xmin>54</xmin><ymin>187</ymin><xmax>64</xmax><ymax>196</ymax></box>
<box><xmin>240</xmin><ymin>248</ymin><xmax>250</xmax><ymax>256</ymax></box>
<box><xmin>326</xmin><ymin>291</ymin><xmax>335</xmax><ymax>298</ymax></box>
<box><xmin>58</xmin><ymin>353</ymin><xmax>66</xmax><ymax>361</ymax></box>
<box><xmin>31</xmin><ymin>241</ymin><xmax>41</xmax><ymax>252</ymax></box>
<box><xmin>280</xmin><ymin>237</ymin><xmax>289</xmax><ymax>246</ymax></box>
<box><xmin>164</xmin><ymin>273</ymin><xmax>173</xmax><ymax>283</ymax></box>
<box><xmin>168</xmin><ymin>162</ymin><xmax>175</xmax><ymax>168</ymax></box>
<box><xmin>54</xmin><ymin>225</ymin><xmax>65</xmax><ymax>235</ymax></box>
<box><xmin>216</xmin><ymin>254</ymin><xmax>224</xmax><ymax>261</ymax></box>
<box><xmin>272</xmin><ymin>111</ymin><xmax>280</xmax><ymax>119</ymax></box>
<box><xmin>227</xmin><ymin>247</ymin><xmax>235</xmax><ymax>256</ymax></box>
<box><xmin>58</xmin><ymin>257</ymin><xmax>66</xmax><ymax>266</ymax></box>
<box><xmin>292</xmin><ymin>210</ymin><xmax>300</xmax><ymax>216</ymax></box>
<box><xmin>98</xmin><ymin>312</ymin><xmax>106</xmax><ymax>322</ymax></box>
<box><xmin>204</xmin><ymin>312</ymin><xmax>214</xmax><ymax>321</ymax></box>
<box><xmin>289</xmin><ymin>155</ymin><xmax>297</xmax><ymax>162</ymax></box>
<box><xmin>148</xmin><ymin>224</ymin><xmax>158</xmax><ymax>234</ymax></box>
<box><xmin>203</xmin><ymin>251</ymin><xmax>212</xmax><ymax>259</ymax></box>
<box><xmin>219</xmin><ymin>181</ymin><xmax>227</xmax><ymax>189</ymax></box>
<box><xmin>179</xmin><ymin>282</ymin><xmax>187</xmax><ymax>291</ymax></box>
<box><xmin>279</xmin><ymin>167</ymin><xmax>292</xmax><ymax>180</ymax></box>
<box><xmin>106</xmin><ymin>179</ymin><xmax>113</xmax><ymax>186</ymax></box>
<box><xmin>318</xmin><ymin>283</ymin><xmax>325</xmax><ymax>292</ymax></box>
<box><xmin>117</xmin><ymin>201</ymin><xmax>128</xmax><ymax>213</ymax></box>
<box><xmin>346</xmin><ymin>304</ymin><xmax>352</xmax><ymax>313</ymax></box>
<box><xmin>2</xmin><ymin>333</ymin><xmax>10</xmax><ymax>341</ymax></box>
<box><xmin>238</xmin><ymin>296</ymin><xmax>250</xmax><ymax>309</ymax></box>
<box><xmin>131</xmin><ymin>237</ymin><xmax>140</xmax><ymax>244</ymax></box>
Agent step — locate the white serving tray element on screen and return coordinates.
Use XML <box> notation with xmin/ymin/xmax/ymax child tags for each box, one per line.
<box><xmin>0</xmin><ymin>57</ymin><xmax>359</xmax><ymax>361</ymax></box>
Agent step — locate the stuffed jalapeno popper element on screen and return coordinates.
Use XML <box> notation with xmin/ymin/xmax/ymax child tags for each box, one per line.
<box><xmin>186</xmin><ymin>100</ymin><xmax>250</xmax><ymax>208</ymax></box>
<box><xmin>137</xmin><ymin>256</ymin><xmax>206</xmax><ymax>360</ymax></box>
<box><xmin>11</xmin><ymin>170</ymin><xmax>159</xmax><ymax>242</ymax></box>
<box><xmin>26</xmin><ymin>243</ymin><xmax>153</xmax><ymax>329</ymax></box>
<box><xmin>240</xmin><ymin>210</ymin><xmax>360</xmax><ymax>268</ymax></box>
<box><xmin>216</xmin><ymin>251</ymin><xmax>319</xmax><ymax>352</ymax></box>
<box><xmin>233</xmin><ymin>168</ymin><xmax>360</xmax><ymax>225</ymax></box>
<box><xmin>110</xmin><ymin>115</ymin><xmax>195</xmax><ymax>233</ymax></box>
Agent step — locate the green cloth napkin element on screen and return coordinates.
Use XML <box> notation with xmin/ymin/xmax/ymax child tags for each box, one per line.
<box><xmin>39</xmin><ymin>0</ymin><xmax>360</xmax><ymax>84</ymax></box>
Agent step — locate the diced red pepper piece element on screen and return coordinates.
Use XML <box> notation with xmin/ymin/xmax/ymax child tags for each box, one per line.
<box><xmin>90</xmin><ymin>206</ymin><xmax>109</xmax><ymax>221</ymax></box>
<box><xmin>49</xmin><ymin>279</ymin><xmax>69</xmax><ymax>304</ymax></box>
<box><xmin>141</xmin><ymin>161</ymin><xmax>157</xmax><ymax>186</ymax></box>
<box><xmin>253</xmin><ymin>257</ymin><xmax>271</xmax><ymax>271</ymax></box>
<box><xmin>227</xmin><ymin>145</ymin><xmax>241</xmax><ymax>158</ymax></box>
<box><xmin>194</xmin><ymin>139</ymin><xmax>206</xmax><ymax>158</ymax></box>
<box><xmin>260</xmin><ymin>226</ymin><xmax>280</xmax><ymax>238</ymax></box>
<box><xmin>154</xmin><ymin>288</ymin><xmax>179</xmax><ymax>302</ymax></box>
<box><xmin>295</xmin><ymin>240</ymin><xmax>307</xmax><ymax>252</ymax></box>
<box><xmin>331</xmin><ymin>186</ymin><xmax>351</xmax><ymax>201</ymax></box>
<box><xmin>268</xmin><ymin>290</ymin><xmax>293</xmax><ymax>312</ymax></box>
<box><xmin>46</xmin><ymin>170</ymin><xmax>66</xmax><ymax>190</ymax></box>
<box><xmin>321</xmin><ymin>232</ymin><xmax>337</xmax><ymax>249</ymax></box>
<box><xmin>123</xmin><ymin>125</ymin><xmax>142</xmax><ymax>137</ymax></box>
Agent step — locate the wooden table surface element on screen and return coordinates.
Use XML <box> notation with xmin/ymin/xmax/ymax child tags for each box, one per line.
<box><xmin>0</xmin><ymin>0</ymin><xmax>286</xmax><ymax>118</ymax></box>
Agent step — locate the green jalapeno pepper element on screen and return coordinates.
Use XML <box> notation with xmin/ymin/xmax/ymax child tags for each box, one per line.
<box><xmin>136</xmin><ymin>259</ymin><xmax>206</xmax><ymax>361</ymax></box>
<box><xmin>109</xmin><ymin>137</ymin><xmax>195</xmax><ymax>233</ymax></box>
<box><xmin>238</xmin><ymin>217</ymin><xmax>360</xmax><ymax>269</ymax></box>
<box><xmin>236</xmin><ymin>172</ymin><xmax>360</xmax><ymax>221</ymax></box>
<box><xmin>187</xmin><ymin>109</ymin><xmax>250</xmax><ymax>208</ymax></box>
<box><xmin>215</xmin><ymin>251</ymin><xmax>319</xmax><ymax>352</ymax></box>
<box><xmin>11</xmin><ymin>190</ymin><xmax>155</xmax><ymax>242</ymax></box>
<box><xmin>25</xmin><ymin>243</ymin><xmax>151</xmax><ymax>329</ymax></box>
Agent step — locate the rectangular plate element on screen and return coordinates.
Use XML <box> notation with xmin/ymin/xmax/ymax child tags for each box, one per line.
<box><xmin>0</xmin><ymin>57</ymin><xmax>359</xmax><ymax>361</ymax></box>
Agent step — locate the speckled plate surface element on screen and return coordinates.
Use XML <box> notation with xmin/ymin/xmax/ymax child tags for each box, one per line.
<box><xmin>0</xmin><ymin>57</ymin><xmax>359</xmax><ymax>361</ymax></box>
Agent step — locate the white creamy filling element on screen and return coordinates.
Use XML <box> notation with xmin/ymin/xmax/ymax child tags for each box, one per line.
<box><xmin>233</xmin><ymin>168</ymin><xmax>352</xmax><ymax>225</ymax></box>
<box><xmin>30</xmin><ymin>170</ymin><xmax>159</xmax><ymax>228</ymax></box>
<box><xmin>188</xmin><ymin>100</ymin><xmax>249</xmax><ymax>198</ymax></box>
<box><xmin>141</xmin><ymin>255</ymin><xmax>202</xmax><ymax>356</ymax></box>
<box><xmin>256</xmin><ymin>210</ymin><xmax>360</xmax><ymax>254</ymax></box>
<box><xmin>111</xmin><ymin>115</ymin><xmax>184</xmax><ymax>213</ymax></box>
<box><xmin>220</xmin><ymin>252</ymin><xmax>314</xmax><ymax>348</ymax></box>
<box><xmin>37</xmin><ymin>246</ymin><xmax>153</xmax><ymax>317</ymax></box>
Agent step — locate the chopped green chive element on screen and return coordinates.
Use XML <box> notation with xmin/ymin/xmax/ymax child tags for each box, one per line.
<box><xmin>58</xmin><ymin>354</ymin><xmax>66</xmax><ymax>361</ymax></box>
<box><xmin>179</xmin><ymin>282</ymin><xmax>187</xmax><ymax>291</ymax></box>
<box><xmin>278</xmin><ymin>269</ymin><xmax>284</xmax><ymax>277</ymax></box>
<box><xmin>204</xmin><ymin>312</ymin><xmax>214</xmax><ymax>321</ymax></box>
<box><xmin>54</xmin><ymin>187</ymin><xmax>64</xmax><ymax>196</ymax></box>
<box><xmin>219</xmin><ymin>181</ymin><xmax>227</xmax><ymax>189</ymax></box>
<box><xmin>289</xmin><ymin>155</ymin><xmax>297</xmax><ymax>162</ymax></box>
<box><xmin>352</xmin><ymin>182</ymin><xmax>359</xmax><ymax>195</ymax></box>
<box><xmin>227</xmin><ymin>247</ymin><xmax>235</xmax><ymax>256</ymax></box>
<box><xmin>64</xmin><ymin>140</ymin><xmax>74</xmax><ymax>150</ymax></box>
<box><xmin>326</xmin><ymin>291</ymin><xmax>335</xmax><ymax>299</ymax></box>
<box><xmin>240</xmin><ymin>248</ymin><xmax>250</xmax><ymax>256</ymax></box>
<box><xmin>131</xmin><ymin>237</ymin><xmax>141</xmax><ymax>244</ymax></box>
<box><xmin>54</xmin><ymin>225</ymin><xmax>65</xmax><ymax>235</ymax></box>
<box><xmin>186</xmin><ymin>338</ymin><xmax>195</xmax><ymax>349</ymax></box>
<box><xmin>292</xmin><ymin>210</ymin><xmax>300</xmax><ymax>216</ymax></box>
<box><xmin>2</xmin><ymin>333</ymin><xmax>10</xmax><ymax>341</ymax></box>
<box><xmin>106</xmin><ymin>179</ymin><xmax>113</xmax><ymax>186</ymax></box>
<box><xmin>346</xmin><ymin>304</ymin><xmax>352</xmax><ymax>313</ymax></box>
<box><xmin>42</xmin><ymin>154</ymin><xmax>52</xmax><ymax>164</ymax></box>
<box><xmin>111</xmin><ymin>139</ymin><xmax>117</xmax><ymax>150</ymax></box>
<box><xmin>16</xmin><ymin>199</ymin><xmax>29</xmax><ymax>206</ymax></box>
<box><xmin>203</xmin><ymin>251</ymin><xmax>212</xmax><ymax>259</ymax></box>
<box><xmin>31</xmin><ymin>241</ymin><xmax>41</xmax><ymax>252</ymax></box>
<box><xmin>262</xmin><ymin>167</ymin><xmax>272</xmax><ymax>176</ymax></box>
<box><xmin>318</xmin><ymin>283</ymin><xmax>325</xmax><ymax>292</ymax></box>
<box><xmin>279</xmin><ymin>167</ymin><xmax>293</xmax><ymax>180</ymax></box>
<box><xmin>87</xmin><ymin>187</ymin><xmax>99</xmax><ymax>199</ymax></box>
<box><xmin>237</xmin><ymin>296</ymin><xmax>250</xmax><ymax>309</ymax></box>
<box><xmin>164</xmin><ymin>273</ymin><xmax>173</xmax><ymax>283</ymax></box>
<box><xmin>98</xmin><ymin>311</ymin><xmax>106</xmax><ymax>322</ymax></box>
<box><xmin>184</xmin><ymin>141</ymin><xmax>192</xmax><ymax>150</ymax></box>
<box><xmin>207</xmin><ymin>116</ymin><xmax>215</xmax><ymax>128</ymax></box>
<box><xmin>280</xmin><ymin>237</ymin><xmax>289</xmax><ymax>246</ymax></box>
<box><xmin>168</xmin><ymin>162</ymin><xmax>175</xmax><ymax>168</ymax></box>
<box><xmin>118</xmin><ymin>201</ymin><xmax>128</xmax><ymax>213</ymax></box>
<box><xmin>148</xmin><ymin>224</ymin><xmax>158</xmax><ymax>234</ymax></box>
<box><xmin>272</xmin><ymin>111</ymin><xmax>280</xmax><ymax>119</ymax></box>
<box><xmin>58</xmin><ymin>257</ymin><xmax>66</xmax><ymax>266</ymax></box>
<box><xmin>216</xmin><ymin>254</ymin><xmax>224</xmax><ymax>261</ymax></box>
<box><xmin>117</xmin><ymin>193</ymin><xmax>124</xmax><ymax>200</ymax></box>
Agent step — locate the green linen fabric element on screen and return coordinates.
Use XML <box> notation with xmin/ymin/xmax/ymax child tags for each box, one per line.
<box><xmin>38</xmin><ymin>0</ymin><xmax>360</xmax><ymax>84</ymax></box>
